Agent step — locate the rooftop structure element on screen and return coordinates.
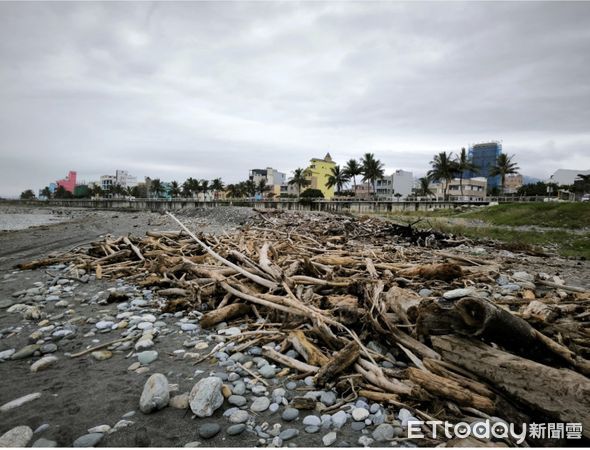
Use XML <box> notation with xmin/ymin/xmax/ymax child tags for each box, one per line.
<box><xmin>304</xmin><ymin>153</ymin><xmax>337</xmax><ymax>199</ymax></box>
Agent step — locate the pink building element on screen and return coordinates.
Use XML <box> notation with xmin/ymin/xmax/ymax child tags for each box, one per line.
<box><xmin>57</xmin><ymin>171</ymin><xmax>77</xmax><ymax>193</ymax></box>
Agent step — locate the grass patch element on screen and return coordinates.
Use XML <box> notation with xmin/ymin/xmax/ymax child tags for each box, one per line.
<box><xmin>419</xmin><ymin>222</ymin><xmax>590</xmax><ymax>259</ymax></box>
<box><xmin>459</xmin><ymin>202</ymin><xmax>590</xmax><ymax>229</ymax></box>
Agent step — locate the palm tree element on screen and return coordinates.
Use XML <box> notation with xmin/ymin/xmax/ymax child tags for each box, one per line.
<box><xmin>225</xmin><ymin>184</ymin><xmax>241</xmax><ymax>198</ymax></box>
<box><xmin>170</xmin><ymin>181</ymin><xmax>181</xmax><ymax>198</ymax></box>
<box><xmin>343</xmin><ymin>159</ymin><xmax>362</xmax><ymax>195</ymax></box>
<box><xmin>361</xmin><ymin>153</ymin><xmax>385</xmax><ymax>197</ymax></box>
<box><xmin>455</xmin><ymin>148</ymin><xmax>478</xmax><ymax>198</ymax></box>
<box><xmin>41</xmin><ymin>186</ymin><xmax>52</xmax><ymax>199</ymax></box>
<box><xmin>417</xmin><ymin>177</ymin><xmax>435</xmax><ymax>198</ymax></box>
<box><xmin>200</xmin><ymin>179</ymin><xmax>209</xmax><ymax>200</ymax></box>
<box><xmin>256</xmin><ymin>179</ymin><xmax>271</xmax><ymax>199</ymax></box>
<box><xmin>90</xmin><ymin>185</ymin><xmax>102</xmax><ymax>198</ymax></box>
<box><xmin>326</xmin><ymin>165</ymin><xmax>350</xmax><ymax>195</ymax></box>
<box><xmin>211</xmin><ymin>178</ymin><xmax>224</xmax><ymax>199</ymax></box>
<box><xmin>150</xmin><ymin>179</ymin><xmax>164</xmax><ymax>198</ymax></box>
<box><xmin>288</xmin><ymin>168</ymin><xmax>311</xmax><ymax>197</ymax></box>
<box><xmin>427</xmin><ymin>151</ymin><xmax>459</xmax><ymax>201</ymax></box>
<box><xmin>244</xmin><ymin>179</ymin><xmax>257</xmax><ymax>199</ymax></box>
<box><xmin>181</xmin><ymin>179</ymin><xmax>192</xmax><ymax>197</ymax></box>
<box><xmin>490</xmin><ymin>154</ymin><xmax>520</xmax><ymax>195</ymax></box>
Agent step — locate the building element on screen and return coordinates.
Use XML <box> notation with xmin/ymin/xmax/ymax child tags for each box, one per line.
<box><xmin>547</xmin><ymin>169</ymin><xmax>590</xmax><ymax>186</ymax></box>
<box><xmin>465</xmin><ymin>142</ymin><xmax>502</xmax><ymax>190</ymax></box>
<box><xmin>504</xmin><ymin>174</ymin><xmax>523</xmax><ymax>194</ymax></box>
<box><xmin>115</xmin><ymin>170</ymin><xmax>138</xmax><ymax>188</ymax></box>
<box><xmin>375</xmin><ymin>170</ymin><xmax>414</xmax><ymax>200</ymax></box>
<box><xmin>304</xmin><ymin>153</ymin><xmax>337</xmax><ymax>199</ymax></box>
<box><xmin>431</xmin><ymin>177</ymin><xmax>487</xmax><ymax>201</ymax></box>
<box><xmin>100</xmin><ymin>175</ymin><xmax>117</xmax><ymax>191</ymax></box>
<box><xmin>249</xmin><ymin>167</ymin><xmax>286</xmax><ymax>198</ymax></box>
<box><xmin>56</xmin><ymin>171</ymin><xmax>77</xmax><ymax>193</ymax></box>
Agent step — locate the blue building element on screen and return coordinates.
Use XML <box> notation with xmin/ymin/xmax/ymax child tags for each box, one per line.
<box><xmin>465</xmin><ymin>142</ymin><xmax>502</xmax><ymax>190</ymax></box>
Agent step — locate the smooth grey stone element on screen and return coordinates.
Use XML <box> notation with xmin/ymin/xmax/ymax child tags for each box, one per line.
<box><xmin>286</xmin><ymin>382</ymin><xmax>297</xmax><ymax>390</ymax></box>
<box><xmin>11</xmin><ymin>344</ymin><xmax>40</xmax><ymax>360</ymax></box>
<box><xmin>282</xmin><ymin>408</ymin><xmax>299</xmax><ymax>421</ymax></box>
<box><xmin>198</xmin><ymin>423</ymin><xmax>220</xmax><ymax>439</ymax></box>
<box><xmin>40</xmin><ymin>343</ymin><xmax>58</xmax><ymax>354</ymax></box>
<box><xmin>232</xmin><ymin>381</ymin><xmax>246</xmax><ymax>396</ymax></box>
<box><xmin>372</xmin><ymin>423</ymin><xmax>394</xmax><ymax>442</ymax></box>
<box><xmin>443</xmin><ymin>288</ymin><xmax>475</xmax><ymax>299</ymax></box>
<box><xmin>229</xmin><ymin>352</ymin><xmax>246</xmax><ymax>363</ymax></box>
<box><xmin>229</xmin><ymin>410</ymin><xmax>249</xmax><ymax>424</ymax></box>
<box><xmin>320</xmin><ymin>391</ymin><xmax>337</xmax><ymax>406</ymax></box>
<box><xmin>137</xmin><ymin>350</ymin><xmax>158</xmax><ymax>365</ymax></box>
<box><xmin>331</xmin><ymin>410</ymin><xmax>348</xmax><ymax>429</ymax></box>
<box><xmin>322</xmin><ymin>432</ymin><xmax>337</xmax><ymax>446</ymax></box>
<box><xmin>228</xmin><ymin>372</ymin><xmax>240</xmax><ymax>382</ymax></box>
<box><xmin>227</xmin><ymin>424</ymin><xmax>246</xmax><ymax>436</ymax></box>
<box><xmin>213</xmin><ymin>372</ymin><xmax>228</xmax><ymax>381</ymax></box>
<box><xmin>0</xmin><ymin>426</ymin><xmax>33</xmax><ymax>447</ymax></box>
<box><xmin>352</xmin><ymin>407</ymin><xmax>369</xmax><ymax>421</ymax></box>
<box><xmin>33</xmin><ymin>438</ymin><xmax>57</xmax><ymax>447</ymax></box>
<box><xmin>139</xmin><ymin>373</ymin><xmax>169</xmax><ymax>414</ymax></box>
<box><xmin>228</xmin><ymin>395</ymin><xmax>247</xmax><ymax>407</ymax></box>
<box><xmin>351</xmin><ymin>421</ymin><xmax>366</xmax><ymax>431</ymax></box>
<box><xmin>189</xmin><ymin>377</ymin><xmax>224</xmax><ymax>418</ymax></box>
<box><xmin>73</xmin><ymin>433</ymin><xmax>103</xmax><ymax>447</ymax></box>
<box><xmin>302</xmin><ymin>415</ymin><xmax>321</xmax><ymax>427</ymax></box>
<box><xmin>358</xmin><ymin>436</ymin><xmax>374</xmax><ymax>447</ymax></box>
<box><xmin>418</xmin><ymin>288</ymin><xmax>432</xmax><ymax>297</ymax></box>
<box><xmin>279</xmin><ymin>429</ymin><xmax>299</xmax><ymax>441</ymax></box>
<box><xmin>305</xmin><ymin>426</ymin><xmax>320</xmax><ymax>434</ymax></box>
<box><xmin>269</xmin><ymin>402</ymin><xmax>279</xmax><ymax>413</ymax></box>
<box><xmin>258</xmin><ymin>365</ymin><xmax>276</xmax><ymax>379</ymax></box>
<box><xmin>250</xmin><ymin>396</ymin><xmax>270</xmax><ymax>412</ymax></box>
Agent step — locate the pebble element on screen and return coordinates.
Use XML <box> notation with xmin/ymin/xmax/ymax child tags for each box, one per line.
<box><xmin>91</xmin><ymin>350</ymin><xmax>112</xmax><ymax>361</ymax></box>
<box><xmin>32</xmin><ymin>438</ymin><xmax>58</xmax><ymax>447</ymax></box>
<box><xmin>320</xmin><ymin>391</ymin><xmax>337</xmax><ymax>406</ymax></box>
<box><xmin>278</xmin><ymin>428</ymin><xmax>299</xmax><ymax>441</ymax></box>
<box><xmin>0</xmin><ymin>426</ymin><xmax>33</xmax><ymax>447</ymax></box>
<box><xmin>305</xmin><ymin>426</ymin><xmax>320</xmax><ymax>433</ymax></box>
<box><xmin>358</xmin><ymin>436</ymin><xmax>374</xmax><ymax>447</ymax></box>
<box><xmin>352</xmin><ymin>407</ymin><xmax>369</xmax><ymax>421</ymax></box>
<box><xmin>139</xmin><ymin>373</ymin><xmax>170</xmax><ymax>414</ymax></box>
<box><xmin>322</xmin><ymin>431</ymin><xmax>337</xmax><ymax>446</ymax></box>
<box><xmin>0</xmin><ymin>392</ymin><xmax>41</xmax><ymax>412</ymax></box>
<box><xmin>228</xmin><ymin>395</ymin><xmax>247</xmax><ymax>407</ymax></box>
<box><xmin>282</xmin><ymin>408</ymin><xmax>299</xmax><ymax>421</ymax></box>
<box><xmin>73</xmin><ymin>433</ymin><xmax>104</xmax><ymax>447</ymax></box>
<box><xmin>226</xmin><ymin>424</ymin><xmax>246</xmax><ymax>436</ymax></box>
<box><xmin>198</xmin><ymin>423</ymin><xmax>220</xmax><ymax>439</ymax></box>
<box><xmin>302</xmin><ymin>415</ymin><xmax>321</xmax><ymax>427</ymax></box>
<box><xmin>286</xmin><ymin>381</ymin><xmax>297</xmax><ymax>390</ymax></box>
<box><xmin>443</xmin><ymin>288</ymin><xmax>475</xmax><ymax>299</ymax></box>
<box><xmin>40</xmin><ymin>343</ymin><xmax>58</xmax><ymax>354</ymax></box>
<box><xmin>229</xmin><ymin>410</ymin><xmax>249</xmax><ymax>424</ymax></box>
<box><xmin>30</xmin><ymin>356</ymin><xmax>58</xmax><ymax>372</ymax></box>
<box><xmin>11</xmin><ymin>344</ymin><xmax>40</xmax><ymax>360</ymax></box>
<box><xmin>232</xmin><ymin>381</ymin><xmax>246</xmax><ymax>396</ymax></box>
<box><xmin>137</xmin><ymin>350</ymin><xmax>158</xmax><ymax>365</ymax></box>
<box><xmin>251</xmin><ymin>396</ymin><xmax>271</xmax><ymax>412</ymax></box>
<box><xmin>351</xmin><ymin>421</ymin><xmax>366</xmax><ymax>431</ymax></box>
<box><xmin>169</xmin><ymin>393</ymin><xmax>189</xmax><ymax>409</ymax></box>
<box><xmin>181</xmin><ymin>323</ymin><xmax>199</xmax><ymax>332</ymax></box>
<box><xmin>183</xmin><ymin>441</ymin><xmax>201</xmax><ymax>447</ymax></box>
<box><xmin>0</xmin><ymin>348</ymin><xmax>16</xmax><ymax>360</ymax></box>
<box><xmin>331</xmin><ymin>410</ymin><xmax>348</xmax><ymax>429</ymax></box>
<box><xmin>258</xmin><ymin>365</ymin><xmax>276</xmax><ymax>378</ymax></box>
<box><xmin>418</xmin><ymin>288</ymin><xmax>433</xmax><ymax>297</ymax></box>
<box><xmin>34</xmin><ymin>424</ymin><xmax>50</xmax><ymax>434</ymax></box>
<box><xmin>399</xmin><ymin>408</ymin><xmax>418</xmax><ymax>427</ymax></box>
<box><xmin>95</xmin><ymin>320</ymin><xmax>114</xmax><ymax>330</ymax></box>
<box><xmin>269</xmin><ymin>402</ymin><xmax>279</xmax><ymax>413</ymax></box>
<box><xmin>88</xmin><ymin>425</ymin><xmax>111</xmax><ymax>434</ymax></box>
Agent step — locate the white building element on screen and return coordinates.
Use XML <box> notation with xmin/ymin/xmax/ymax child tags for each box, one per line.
<box><xmin>249</xmin><ymin>167</ymin><xmax>286</xmax><ymax>197</ymax></box>
<box><xmin>115</xmin><ymin>170</ymin><xmax>138</xmax><ymax>188</ymax></box>
<box><xmin>375</xmin><ymin>170</ymin><xmax>414</xmax><ymax>200</ymax></box>
<box><xmin>548</xmin><ymin>169</ymin><xmax>590</xmax><ymax>186</ymax></box>
<box><xmin>430</xmin><ymin>177</ymin><xmax>487</xmax><ymax>201</ymax></box>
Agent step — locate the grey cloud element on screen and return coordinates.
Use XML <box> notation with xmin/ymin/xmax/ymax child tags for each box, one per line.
<box><xmin>1</xmin><ymin>1</ymin><xmax>590</xmax><ymax>196</ymax></box>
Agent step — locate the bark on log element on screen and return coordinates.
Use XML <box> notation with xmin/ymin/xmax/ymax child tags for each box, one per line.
<box><xmin>385</xmin><ymin>286</ymin><xmax>422</xmax><ymax>324</ymax></box>
<box><xmin>287</xmin><ymin>330</ymin><xmax>330</xmax><ymax>366</ymax></box>
<box><xmin>406</xmin><ymin>367</ymin><xmax>495</xmax><ymax>413</ymax></box>
<box><xmin>262</xmin><ymin>346</ymin><xmax>319</xmax><ymax>373</ymax></box>
<box><xmin>315</xmin><ymin>341</ymin><xmax>360</xmax><ymax>386</ymax></box>
<box><xmin>399</xmin><ymin>263</ymin><xmax>463</xmax><ymax>282</ymax></box>
<box><xmin>432</xmin><ymin>335</ymin><xmax>590</xmax><ymax>438</ymax></box>
<box><xmin>200</xmin><ymin>303</ymin><xmax>251</xmax><ymax>329</ymax></box>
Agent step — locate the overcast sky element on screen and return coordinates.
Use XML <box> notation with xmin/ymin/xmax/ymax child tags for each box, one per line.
<box><xmin>1</xmin><ymin>1</ymin><xmax>589</xmax><ymax>196</ymax></box>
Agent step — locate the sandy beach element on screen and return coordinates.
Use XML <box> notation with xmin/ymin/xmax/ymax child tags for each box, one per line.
<box><xmin>1</xmin><ymin>205</ymin><xmax>589</xmax><ymax>448</ymax></box>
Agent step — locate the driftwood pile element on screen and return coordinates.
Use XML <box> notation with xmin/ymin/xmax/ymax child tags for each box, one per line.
<box><xmin>18</xmin><ymin>210</ymin><xmax>590</xmax><ymax>445</ymax></box>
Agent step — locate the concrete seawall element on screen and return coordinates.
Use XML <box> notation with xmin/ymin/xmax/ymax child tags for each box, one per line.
<box><xmin>2</xmin><ymin>198</ymin><xmax>490</xmax><ymax>214</ymax></box>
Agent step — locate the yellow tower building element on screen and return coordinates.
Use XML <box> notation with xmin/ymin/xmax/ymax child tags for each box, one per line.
<box><xmin>304</xmin><ymin>153</ymin><xmax>337</xmax><ymax>199</ymax></box>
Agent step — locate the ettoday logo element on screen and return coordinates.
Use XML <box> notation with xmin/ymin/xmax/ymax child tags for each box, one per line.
<box><xmin>407</xmin><ymin>420</ymin><xmax>583</xmax><ymax>443</ymax></box>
